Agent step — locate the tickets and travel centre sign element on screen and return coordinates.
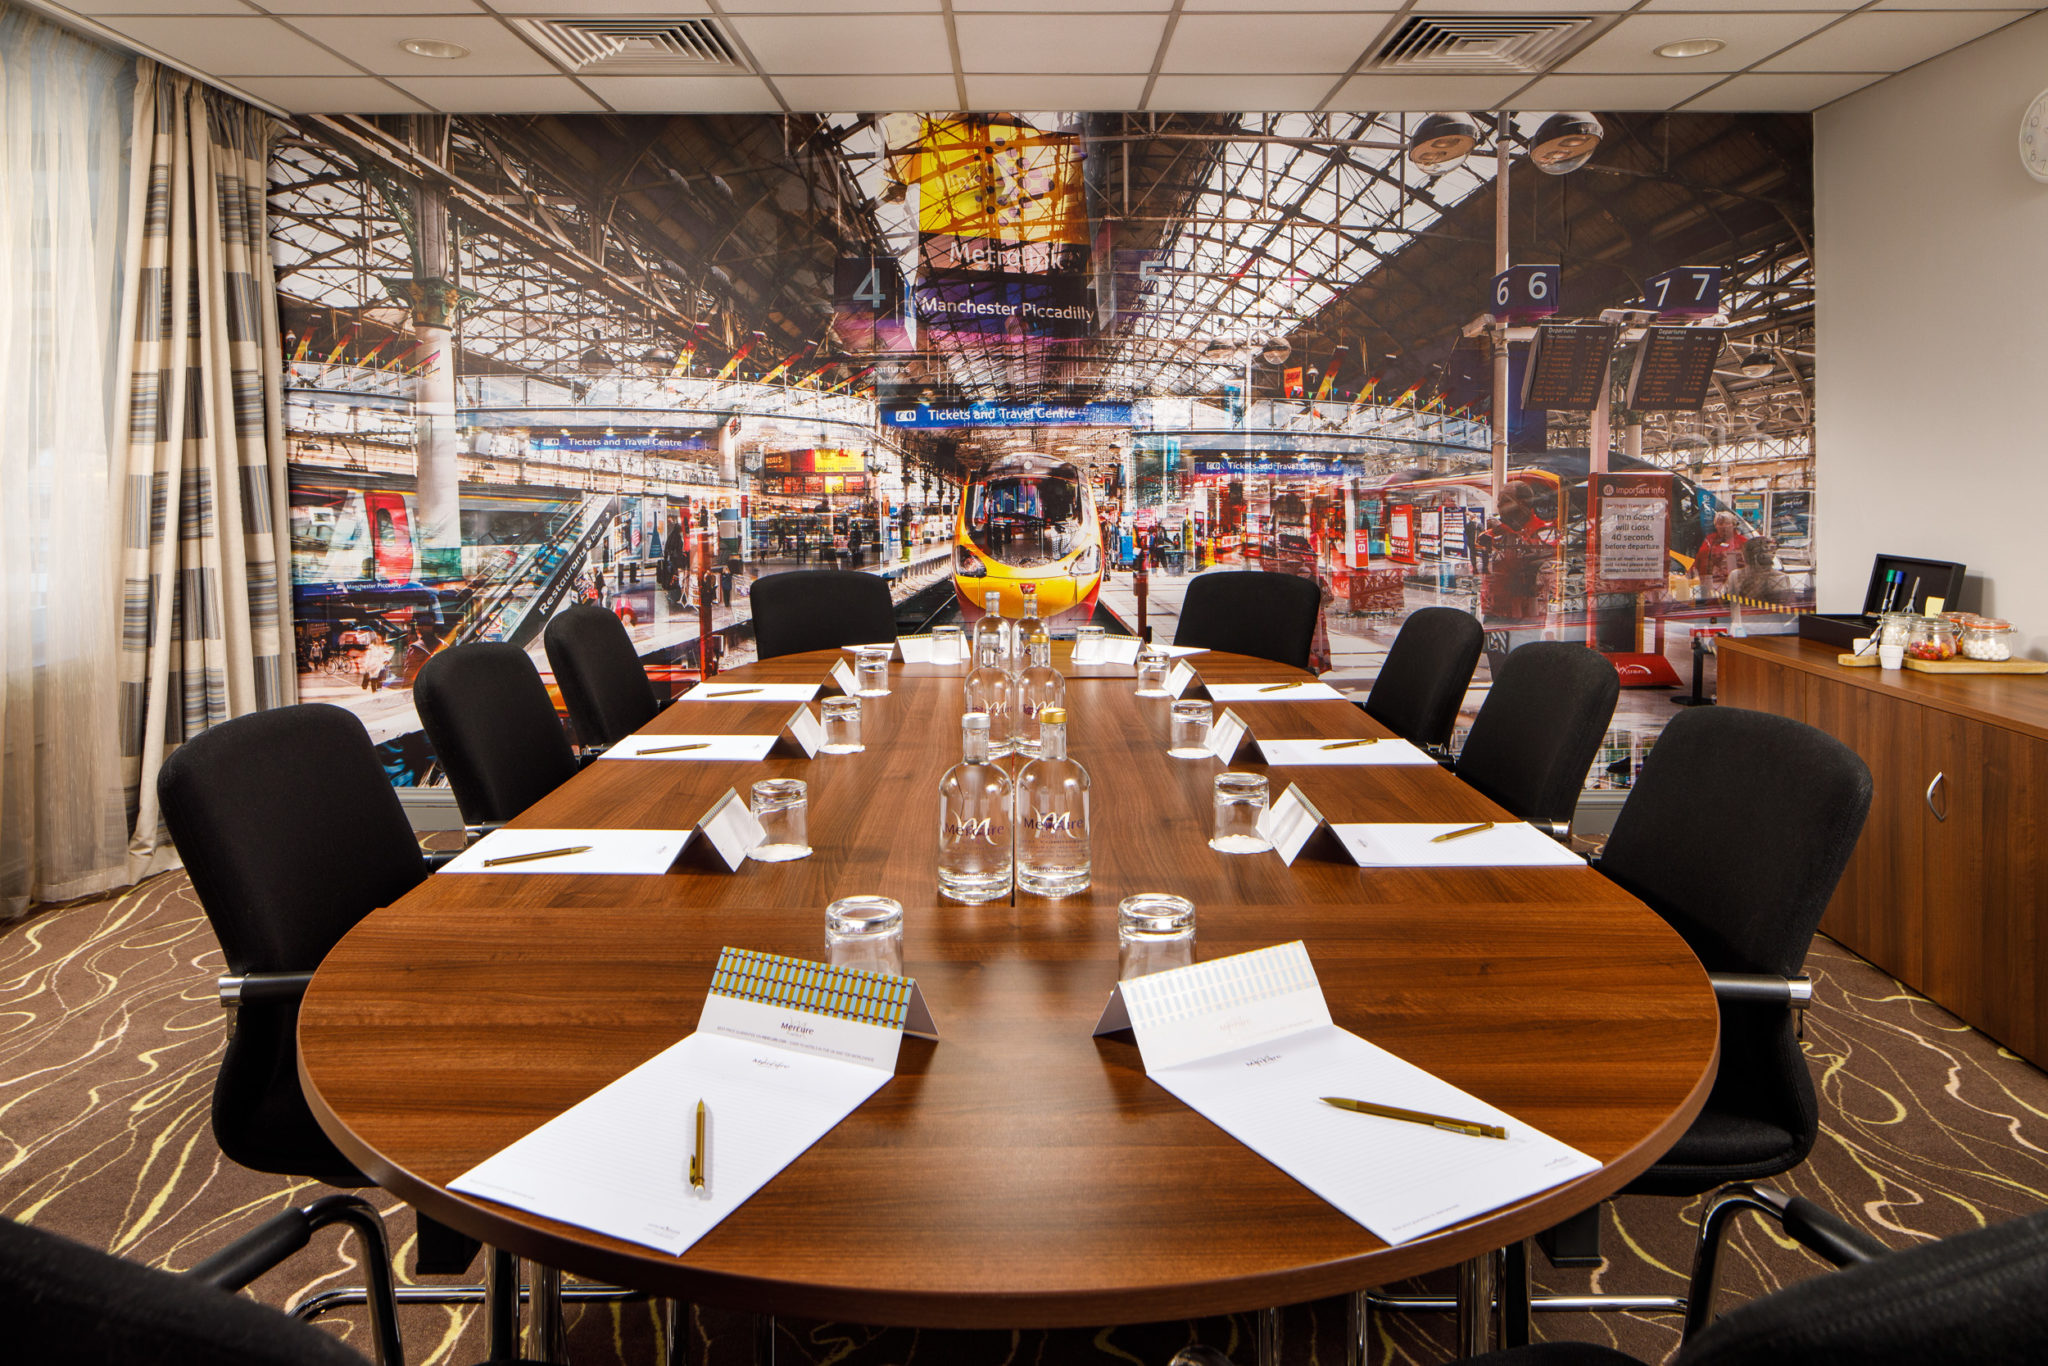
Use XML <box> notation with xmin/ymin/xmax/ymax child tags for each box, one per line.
<box><xmin>883</xmin><ymin>401</ymin><xmax>1133</xmax><ymax>428</ymax></box>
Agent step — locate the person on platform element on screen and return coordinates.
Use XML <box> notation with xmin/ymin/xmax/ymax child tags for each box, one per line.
<box><xmin>1694</xmin><ymin>510</ymin><xmax>1749</xmax><ymax>601</ymax></box>
<box><xmin>661</xmin><ymin>518</ymin><xmax>689</xmax><ymax>610</ymax></box>
<box><xmin>1725</xmin><ymin>535</ymin><xmax>1792</xmax><ymax>606</ymax></box>
<box><xmin>1476</xmin><ymin>480</ymin><xmax>1554</xmax><ymax>623</ymax></box>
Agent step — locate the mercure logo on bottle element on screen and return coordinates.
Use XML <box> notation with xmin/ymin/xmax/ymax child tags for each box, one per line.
<box><xmin>946</xmin><ymin>816</ymin><xmax>1008</xmax><ymax>844</ymax></box>
<box><xmin>1028</xmin><ymin>811</ymin><xmax>1077</xmax><ymax>834</ymax></box>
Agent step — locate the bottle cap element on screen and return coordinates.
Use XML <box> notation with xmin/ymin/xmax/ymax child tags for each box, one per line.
<box><xmin>962</xmin><ymin>710</ymin><xmax>990</xmax><ymax>732</ymax></box>
<box><xmin>1031</xmin><ymin>632</ymin><xmax>1050</xmax><ymax>644</ymax></box>
<box><xmin>1039</xmin><ymin>707</ymin><xmax>1067</xmax><ymax>725</ymax></box>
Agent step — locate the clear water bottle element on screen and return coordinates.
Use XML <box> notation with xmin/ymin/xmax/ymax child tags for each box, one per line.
<box><xmin>964</xmin><ymin>633</ymin><xmax>1017</xmax><ymax>756</ymax></box>
<box><xmin>1014</xmin><ymin>632</ymin><xmax>1065</xmax><ymax>757</ymax></box>
<box><xmin>1016</xmin><ymin>586</ymin><xmax>1046</xmax><ymax>650</ymax></box>
<box><xmin>971</xmin><ymin>589</ymin><xmax>1011</xmax><ymax>671</ymax></box>
<box><xmin>938</xmin><ymin>713</ymin><xmax>1014</xmax><ymax>903</ymax></box>
<box><xmin>1016</xmin><ymin>706</ymin><xmax>1090</xmax><ymax>897</ymax></box>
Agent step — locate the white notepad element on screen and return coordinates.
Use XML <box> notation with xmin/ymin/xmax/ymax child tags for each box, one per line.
<box><xmin>452</xmin><ymin>948</ymin><xmax>935</xmax><ymax>1258</ymax></box>
<box><xmin>1095</xmin><ymin>943</ymin><xmax>1599</xmax><ymax>1245</ymax></box>
<box><xmin>1332</xmin><ymin>823</ymin><xmax>1585</xmax><ymax>868</ymax></box>
<box><xmin>1155</xmin><ymin>644</ymin><xmax>1209</xmax><ymax>658</ymax></box>
<box><xmin>680</xmin><ymin>682</ymin><xmax>821</xmax><ymax>703</ymax></box>
<box><xmin>1204</xmin><ymin>681</ymin><xmax>1348</xmax><ymax>703</ymax></box>
<box><xmin>1253</xmin><ymin>738</ymin><xmax>1436</xmax><ymax>767</ymax></box>
<box><xmin>603</xmin><ymin>735</ymin><xmax>779</xmax><ymax>762</ymax></box>
<box><xmin>438</xmin><ymin>828</ymin><xmax>690</xmax><ymax>875</ymax></box>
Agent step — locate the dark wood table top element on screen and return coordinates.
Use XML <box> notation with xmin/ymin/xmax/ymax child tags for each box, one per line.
<box><xmin>299</xmin><ymin>647</ymin><xmax>1718</xmax><ymax>1329</ymax></box>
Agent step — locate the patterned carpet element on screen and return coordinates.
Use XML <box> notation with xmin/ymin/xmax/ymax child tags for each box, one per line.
<box><xmin>4</xmin><ymin>872</ymin><xmax>2046</xmax><ymax>1366</ymax></box>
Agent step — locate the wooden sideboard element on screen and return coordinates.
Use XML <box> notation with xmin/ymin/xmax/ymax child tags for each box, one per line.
<box><xmin>1718</xmin><ymin>637</ymin><xmax>2048</xmax><ymax>1064</ymax></box>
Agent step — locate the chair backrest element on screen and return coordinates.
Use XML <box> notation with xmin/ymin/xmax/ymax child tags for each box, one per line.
<box><xmin>1679</xmin><ymin>1207</ymin><xmax>2048</xmax><ymax>1366</ymax></box>
<box><xmin>750</xmin><ymin>569</ymin><xmax>897</xmax><ymax>660</ymax></box>
<box><xmin>1172</xmin><ymin>571</ymin><xmax>1322</xmax><ymax>669</ymax></box>
<box><xmin>414</xmin><ymin>642</ymin><xmax>579</xmax><ymax>825</ymax></box>
<box><xmin>0</xmin><ymin>1214</ymin><xmax>372</xmax><ymax>1366</ymax></box>
<box><xmin>542</xmin><ymin>603</ymin><xmax>659</xmax><ymax>747</ymax></box>
<box><xmin>1363</xmin><ymin>607</ymin><xmax>1484</xmax><ymax>750</ymax></box>
<box><xmin>157</xmin><ymin>704</ymin><xmax>426</xmax><ymax>977</ymax></box>
<box><xmin>1453</xmin><ymin>641</ymin><xmax>1620</xmax><ymax>828</ymax></box>
<box><xmin>1601</xmin><ymin>706</ymin><xmax>1873</xmax><ymax>979</ymax></box>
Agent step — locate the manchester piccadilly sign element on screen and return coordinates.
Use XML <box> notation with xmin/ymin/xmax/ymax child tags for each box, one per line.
<box><xmin>883</xmin><ymin>401</ymin><xmax>1133</xmax><ymax>429</ymax></box>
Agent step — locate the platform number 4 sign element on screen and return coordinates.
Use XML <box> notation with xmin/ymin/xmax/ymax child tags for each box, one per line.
<box><xmin>1490</xmin><ymin>265</ymin><xmax>1560</xmax><ymax>321</ymax></box>
<box><xmin>1643</xmin><ymin>266</ymin><xmax>1722</xmax><ymax>317</ymax></box>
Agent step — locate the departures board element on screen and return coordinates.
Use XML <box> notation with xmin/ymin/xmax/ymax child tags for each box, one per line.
<box><xmin>1624</xmin><ymin>327</ymin><xmax>1722</xmax><ymax>411</ymax></box>
<box><xmin>1520</xmin><ymin>324</ymin><xmax>1617</xmax><ymax>411</ymax></box>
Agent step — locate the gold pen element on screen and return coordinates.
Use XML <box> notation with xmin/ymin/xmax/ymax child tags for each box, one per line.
<box><xmin>1322</xmin><ymin>1096</ymin><xmax>1506</xmax><ymax>1140</ymax></box>
<box><xmin>703</xmin><ymin>686</ymin><xmax>763</xmax><ymax>697</ymax></box>
<box><xmin>639</xmin><ymin>742</ymin><xmax>712</xmax><ymax>755</ymax></box>
<box><xmin>689</xmin><ymin>1098</ymin><xmax>706</xmax><ymax>1189</ymax></box>
<box><xmin>1259</xmin><ymin>681</ymin><xmax>1305</xmax><ymax>693</ymax></box>
<box><xmin>481</xmin><ymin>844</ymin><xmax>592</xmax><ymax>867</ymax></box>
<box><xmin>1321</xmin><ymin>737</ymin><xmax>1380</xmax><ymax>750</ymax></box>
<box><xmin>1431</xmin><ymin>821</ymin><xmax>1496</xmax><ymax>844</ymax></box>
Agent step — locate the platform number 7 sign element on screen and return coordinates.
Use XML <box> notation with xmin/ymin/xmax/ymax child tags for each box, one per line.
<box><xmin>1643</xmin><ymin>266</ymin><xmax>1722</xmax><ymax>317</ymax></box>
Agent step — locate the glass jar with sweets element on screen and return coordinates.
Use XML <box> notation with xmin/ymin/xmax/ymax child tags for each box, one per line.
<box><xmin>1960</xmin><ymin>618</ymin><xmax>2018</xmax><ymax>662</ymax></box>
<box><xmin>1904</xmin><ymin>615</ymin><xmax>1958</xmax><ymax>662</ymax></box>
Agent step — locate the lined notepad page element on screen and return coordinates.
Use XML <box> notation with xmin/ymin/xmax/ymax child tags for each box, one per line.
<box><xmin>451</xmin><ymin>1032</ymin><xmax>886</xmax><ymax>1257</ymax></box>
<box><xmin>1255</xmin><ymin>738</ymin><xmax>1436</xmax><ymax>767</ymax></box>
<box><xmin>1332</xmin><ymin>823</ymin><xmax>1585</xmax><ymax>868</ymax></box>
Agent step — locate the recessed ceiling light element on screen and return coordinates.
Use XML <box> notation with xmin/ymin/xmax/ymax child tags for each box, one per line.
<box><xmin>401</xmin><ymin>38</ymin><xmax>471</xmax><ymax>60</ymax></box>
<box><xmin>1654</xmin><ymin>38</ymin><xmax>1726</xmax><ymax>60</ymax></box>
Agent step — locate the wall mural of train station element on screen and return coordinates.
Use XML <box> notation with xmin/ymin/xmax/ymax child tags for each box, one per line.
<box><xmin>270</xmin><ymin>110</ymin><xmax>1816</xmax><ymax>788</ymax></box>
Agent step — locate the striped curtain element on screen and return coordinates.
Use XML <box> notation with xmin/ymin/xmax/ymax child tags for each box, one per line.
<box><xmin>114</xmin><ymin>66</ymin><xmax>294</xmax><ymax>880</ymax></box>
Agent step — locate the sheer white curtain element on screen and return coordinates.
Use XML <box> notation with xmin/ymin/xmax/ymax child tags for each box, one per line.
<box><xmin>0</xmin><ymin>7</ymin><xmax>137</xmax><ymax>916</ymax></box>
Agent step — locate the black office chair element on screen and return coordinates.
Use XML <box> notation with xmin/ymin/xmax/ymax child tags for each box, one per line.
<box><xmin>1173</xmin><ymin>571</ymin><xmax>1322</xmax><ymax>670</ymax></box>
<box><xmin>415</xmin><ymin>643</ymin><xmax>579</xmax><ymax>830</ymax></box>
<box><xmin>541</xmin><ymin>603</ymin><xmax>661</xmax><ymax>748</ymax></box>
<box><xmin>1183</xmin><ymin>1188</ymin><xmax>2048</xmax><ymax>1366</ymax></box>
<box><xmin>1452</xmin><ymin>641</ymin><xmax>1620</xmax><ymax>836</ymax></box>
<box><xmin>1490</xmin><ymin>706</ymin><xmax>1874</xmax><ymax>1336</ymax></box>
<box><xmin>750</xmin><ymin>568</ymin><xmax>897</xmax><ymax>660</ymax></box>
<box><xmin>1361</xmin><ymin>606</ymin><xmax>1484</xmax><ymax>753</ymax></box>
<box><xmin>1</xmin><ymin>1194</ymin><xmax>548</xmax><ymax>1366</ymax></box>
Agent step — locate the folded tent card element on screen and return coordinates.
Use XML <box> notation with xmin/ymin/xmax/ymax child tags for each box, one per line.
<box><xmin>1093</xmin><ymin>941</ymin><xmax>1598</xmax><ymax>1246</ymax></box>
<box><xmin>1071</xmin><ymin>634</ymin><xmax>1143</xmax><ymax>666</ymax></box>
<box><xmin>1253</xmin><ymin>784</ymin><xmax>1586</xmax><ymax>869</ymax></box>
<box><xmin>452</xmin><ymin>947</ymin><xmax>936</xmax><ymax>1258</ymax></box>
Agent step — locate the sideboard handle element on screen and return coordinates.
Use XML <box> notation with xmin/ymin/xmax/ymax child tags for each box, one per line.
<box><xmin>1925</xmin><ymin>772</ymin><xmax>1949</xmax><ymax>822</ymax></box>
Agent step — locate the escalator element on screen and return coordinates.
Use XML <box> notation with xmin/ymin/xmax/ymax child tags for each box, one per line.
<box><xmin>448</xmin><ymin>493</ymin><xmax>617</xmax><ymax>649</ymax></box>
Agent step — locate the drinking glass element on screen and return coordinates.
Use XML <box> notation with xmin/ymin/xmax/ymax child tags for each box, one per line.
<box><xmin>1073</xmin><ymin>624</ymin><xmax>1106</xmax><ymax>663</ymax></box>
<box><xmin>749</xmin><ymin>778</ymin><xmax>810</xmax><ymax>861</ymax></box>
<box><xmin>820</xmin><ymin>696</ymin><xmax>863</xmax><ymax>753</ymax></box>
<box><xmin>1209</xmin><ymin>771</ymin><xmax>1271</xmax><ymax>854</ymax></box>
<box><xmin>1135</xmin><ymin>646</ymin><xmax>1170</xmax><ymax>697</ymax></box>
<box><xmin>1118</xmin><ymin>893</ymin><xmax>1195</xmax><ymax>980</ymax></box>
<box><xmin>1169</xmin><ymin>699</ymin><xmax>1213</xmax><ymax>758</ymax></box>
<box><xmin>855</xmin><ymin>644</ymin><xmax>892</xmax><ymax>696</ymax></box>
<box><xmin>826</xmin><ymin>895</ymin><xmax>904</xmax><ymax>976</ymax></box>
<box><xmin>931</xmin><ymin>624</ymin><xmax>965</xmax><ymax>667</ymax></box>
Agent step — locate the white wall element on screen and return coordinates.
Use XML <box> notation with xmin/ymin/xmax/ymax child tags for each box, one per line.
<box><xmin>1815</xmin><ymin>10</ymin><xmax>2048</xmax><ymax>656</ymax></box>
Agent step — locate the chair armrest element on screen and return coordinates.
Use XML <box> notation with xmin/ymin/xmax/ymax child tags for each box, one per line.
<box><xmin>1683</xmin><ymin>1183</ymin><xmax>1888</xmax><ymax>1343</ymax></box>
<box><xmin>1533</xmin><ymin>818</ymin><xmax>1572</xmax><ymax>844</ymax></box>
<box><xmin>424</xmin><ymin>849</ymin><xmax>464</xmax><ymax>872</ymax></box>
<box><xmin>217</xmin><ymin>971</ymin><xmax>315</xmax><ymax>1007</ymax></box>
<box><xmin>1782</xmin><ymin>1194</ymin><xmax>1890</xmax><ymax>1268</ymax></box>
<box><xmin>1708</xmin><ymin>972</ymin><xmax>1814</xmax><ymax>1009</ymax></box>
<box><xmin>187</xmin><ymin>1193</ymin><xmax>405</xmax><ymax>1366</ymax></box>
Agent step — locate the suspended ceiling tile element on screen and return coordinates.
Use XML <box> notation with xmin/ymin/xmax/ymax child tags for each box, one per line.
<box><xmin>1176</xmin><ymin>0</ymin><xmax>1397</xmax><ymax>9</ymax></box>
<box><xmin>726</xmin><ymin>14</ymin><xmax>953</xmax><ymax>73</ymax></box>
<box><xmin>1638</xmin><ymin>0</ymin><xmax>1856</xmax><ymax>10</ymax></box>
<box><xmin>1510</xmin><ymin>72</ymin><xmax>1726</xmax><ymax>110</ymax></box>
<box><xmin>957</xmin><ymin>0</ymin><xmax>1171</xmax><ymax>10</ymax></box>
<box><xmin>225</xmin><ymin>73</ymin><xmax>427</xmax><ymax>110</ymax></box>
<box><xmin>1411</xmin><ymin>0</ymin><xmax>1635</xmax><ymax>9</ymax></box>
<box><xmin>251</xmin><ymin>0</ymin><xmax>483</xmax><ymax>13</ymax></box>
<box><xmin>484</xmin><ymin>0</ymin><xmax>708</xmax><ymax>10</ymax></box>
<box><xmin>387</xmin><ymin>73</ymin><xmax>604</xmax><ymax>110</ymax></box>
<box><xmin>67</xmin><ymin>0</ymin><xmax>257</xmax><ymax>14</ymax></box>
<box><xmin>964</xmin><ymin>74</ymin><xmax>1147</xmax><ymax>109</ymax></box>
<box><xmin>98</xmin><ymin>16</ymin><xmax>362</xmax><ymax>74</ymax></box>
<box><xmin>1866</xmin><ymin>0</ymin><xmax>2039</xmax><ymax>9</ymax></box>
<box><xmin>1558</xmin><ymin>12</ymin><xmax>1841</xmax><ymax>74</ymax></box>
<box><xmin>1324</xmin><ymin>73</ymin><xmax>1528</xmax><ymax>111</ymax></box>
<box><xmin>956</xmin><ymin>14</ymin><xmax>1168</xmax><ymax>74</ymax></box>
<box><xmin>284</xmin><ymin>16</ymin><xmax>560</xmax><ymax>75</ymax></box>
<box><xmin>1676</xmin><ymin>71</ymin><xmax>1888</xmax><ymax>112</ymax></box>
<box><xmin>1146</xmin><ymin>73</ymin><xmax>1344</xmax><ymax>110</ymax></box>
<box><xmin>771</xmin><ymin>73</ymin><xmax>960</xmax><ymax>110</ymax></box>
<box><xmin>583</xmin><ymin>74</ymin><xmax>783</xmax><ymax>113</ymax></box>
<box><xmin>1756</xmin><ymin>10</ymin><xmax>2025</xmax><ymax>72</ymax></box>
<box><xmin>720</xmin><ymin>0</ymin><xmax>939</xmax><ymax>9</ymax></box>
<box><xmin>1163</xmin><ymin>13</ymin><xmax>1393</xmax><ymax>75</ymax></box>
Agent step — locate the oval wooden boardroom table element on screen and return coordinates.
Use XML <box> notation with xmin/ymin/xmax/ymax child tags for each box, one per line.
<box><xmin>298</xmin><ymin>644</ymin><xmax>1719</xmax><ymax>1359</ymax></box>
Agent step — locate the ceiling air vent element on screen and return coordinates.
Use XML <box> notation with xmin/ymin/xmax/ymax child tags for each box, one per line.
<box><xmin>513</xmin><ymin>18</ymin><xmax>748</xmax><ymax>75</ymax></box>
<box><xmin>1367</xmin><ymin>14</ymin><xmax>1594</xmax><ymax>76</ymax></box>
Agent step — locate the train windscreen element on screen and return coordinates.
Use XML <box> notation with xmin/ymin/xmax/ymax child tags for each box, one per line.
<box><xmin>967</xmin><ymin>470</ymin><xmax>1086</xmax><ymax>568</ymax></box>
